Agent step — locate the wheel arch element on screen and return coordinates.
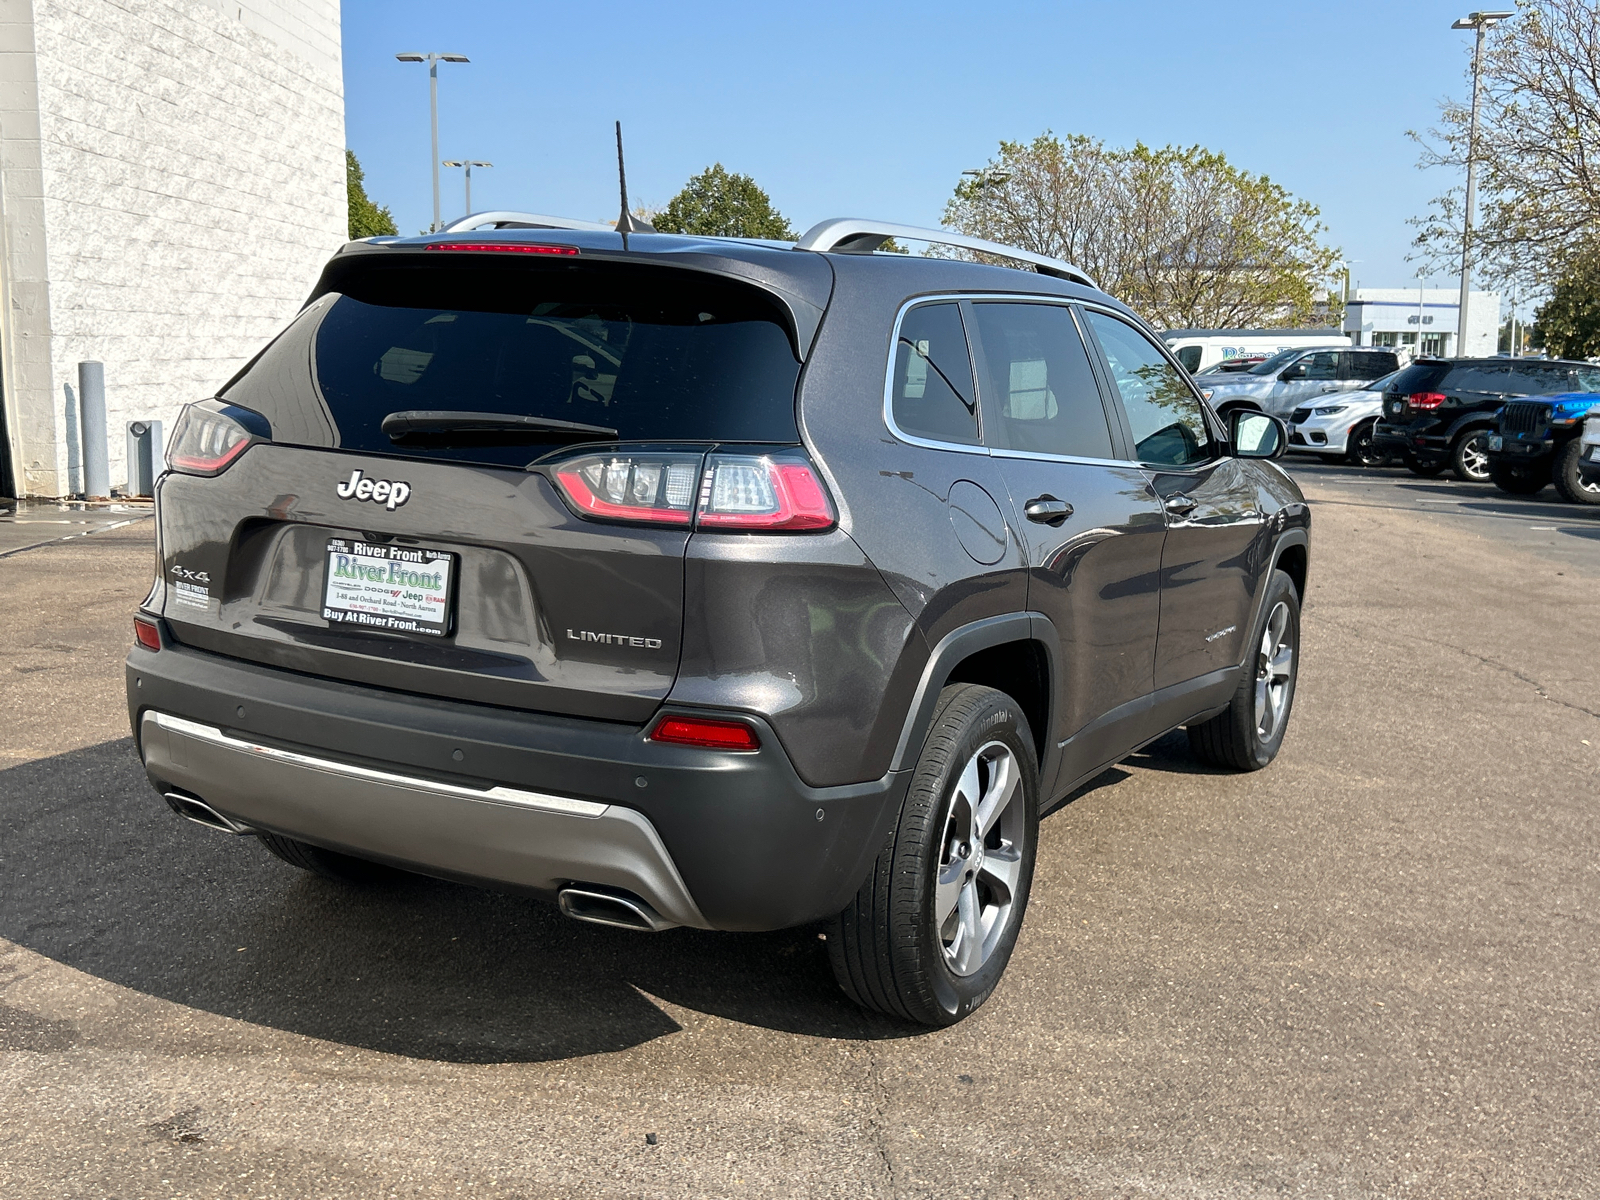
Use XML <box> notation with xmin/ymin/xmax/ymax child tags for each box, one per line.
<box><xmin>889</xmin><ymin>614</ymin><xmax>1060</xmax><ymax>784</ymax></box>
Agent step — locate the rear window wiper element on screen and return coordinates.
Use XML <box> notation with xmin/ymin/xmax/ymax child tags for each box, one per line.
<box><xmin>381</xmin><ymin>410</ymin><xmax>619</xmax><ymax>444</ymax></box>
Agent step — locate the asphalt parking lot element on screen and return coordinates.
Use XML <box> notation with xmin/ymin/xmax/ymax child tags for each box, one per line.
<box><xmin>1</xmin><ymin>460</ymin><xmax>1597</xmax><ymax>1199</ymax></box>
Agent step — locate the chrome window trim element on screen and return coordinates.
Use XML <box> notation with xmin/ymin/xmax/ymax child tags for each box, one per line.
<box><xmin>881</xmin><ymin>294</ymin><xmax>991</xmax><ymax>457</ymax></box>
<box><xmin>152</xmin><ymin>712</ymin><xmax>610</xmax><ymax>818</ymax></box>
<box><xmin>884</xmin><ymin>292</ymin><xmax>1148</xmax><ymax>462</ymax></box>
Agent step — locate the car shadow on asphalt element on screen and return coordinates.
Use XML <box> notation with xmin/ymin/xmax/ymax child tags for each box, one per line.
<box><xmin>0</xmin><ymin>739</ymin><xmax>918</xmax><ymax>1064</ymax></box>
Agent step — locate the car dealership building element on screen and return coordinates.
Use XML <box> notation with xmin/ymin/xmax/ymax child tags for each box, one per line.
<box><xmin>1343</xmin><ymin>288</ymin><xmax>1501</xmax><ymax>360</ymax></box>
<box><xmin>0</xmin><ymin>0</ymin><xmax>346</xmax><ymax>499</ymax></box>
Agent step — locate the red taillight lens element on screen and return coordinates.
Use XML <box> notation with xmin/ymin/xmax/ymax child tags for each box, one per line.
<box><xmin>133</xmin><ymin>616</ymin><xmax>161</xmax><ymax>651</ymax></box>
<box><xmin>166</xmin><ymin>402</ymin><xmax>265</xmax><ymax>476</ymax></box>
<box><xmin>426</xmin><ymin>242</ymin><xmax>580</xmax><ymax>256</ymax></box>
<box><xmin>549</xmin><ymin>450</ymin><xmax>837</xmax><ymax>532</ymax></box>
<box><xmin>1408</xmin><ymin>392</ymin><xmax>1448</xmax><ymax>410</ymax></box>
<box><xmin>553</xmin><ymin>454</ymin><xmax>701</xmax><ymax>524</ymax></box>
<box><xmin>650</xmin><ymin>716</ymin><xmax>761</xmax><ymax>751</ymax></box>
<box><xmin>695</xmin><ymin>455</ymin><xmax>836</xmax><ymax>531</ymax></box>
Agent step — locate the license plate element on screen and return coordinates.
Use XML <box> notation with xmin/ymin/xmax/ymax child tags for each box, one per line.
<box><xmin>1488</xmin><ymin>435</ymin><xmax>1503</xmax><ymax>451</ymax></box>
<box><xmin>322</xmin><ymin>538</ymin><xmax>455</xmax><ymax>638</ymax></box>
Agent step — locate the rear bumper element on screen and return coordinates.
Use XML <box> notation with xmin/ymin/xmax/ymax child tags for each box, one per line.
<box><xmin>1372</xmin><ymin>422</ymin><xmax>1444</xmax><ymax>462</ymax></box>
<box><xmin>127</xmin><ymin>641</ymin><xmax>908</xmax><ymax>931</ymax></box>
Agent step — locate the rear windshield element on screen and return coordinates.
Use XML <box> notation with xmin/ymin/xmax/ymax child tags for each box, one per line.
<box><xmin>253</xmin><ymin>259</ymin><xmax>803</xmax><ymax>468</ymax></box>
<box><xmin>1390</xmin><ymin>360</ymin><xmax>1600</xmax><ymax>397</ymax></box>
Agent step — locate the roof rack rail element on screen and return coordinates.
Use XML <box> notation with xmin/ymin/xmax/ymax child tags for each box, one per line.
<box><xmin>440</xmin><ymin>210</ymin><xmax>615</xmax><ymax>233</ymax></box>
<box><xmin>794</xmin><ymin>218</ymin><xmax>1097</xmax><ymax>289</ymax></box>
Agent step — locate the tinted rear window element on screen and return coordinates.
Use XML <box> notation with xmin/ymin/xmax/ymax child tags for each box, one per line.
<box><xmin>264</xmin><ymin>260</ymin><xmax>802</xmax><ymax>467</ymax></box>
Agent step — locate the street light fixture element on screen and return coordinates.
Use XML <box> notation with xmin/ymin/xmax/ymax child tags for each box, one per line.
<box><xmin>395</xmin><ymin>52</ymin><xmax>470</xmax><ymax>233</ymax></box>
<box><xmin>1450</xmin><ymin>11</ymin><xmax>1512</xmax><ymax>357</ymax></box>
<box><xmin>961</xmin><ymin>168</ymin><xmax>1013</xmax><ymax>189</ymax></box>
<box><xmin>442</xmin><ymin>160</ymin><xmax>492</xmax><ymax>217</ymax></box>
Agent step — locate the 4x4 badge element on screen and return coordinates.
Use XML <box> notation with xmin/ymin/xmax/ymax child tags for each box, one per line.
<box><xmin>336</xmin><ymin>469</ymin><xmax>411</xmax><ymax>511</ymax></box>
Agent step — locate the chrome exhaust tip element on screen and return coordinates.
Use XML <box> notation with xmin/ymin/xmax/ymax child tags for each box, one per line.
<box><xmin>558</xmin><ymin>886</ymin><xmax>677</xmax><ymax>932</ymax></box>
<box><xmin>163</xmin><ymin>791</ymin><xmax>255</xmax><ymax>835</ymax></box>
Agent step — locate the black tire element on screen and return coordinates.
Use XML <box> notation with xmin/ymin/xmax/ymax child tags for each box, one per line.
<box><xmin>1552</xmin><ymin>438</ymin><xmax>1600</xmax><ymax>505</ymax></box>
<box><xmin>256</xmin><ymin>831</ymin><xmax>403</xmax><ymax>883</ymax></box>
<box><xmin>1404</xmin><ymin>453</ymin><xmax>1446</xmax><ymax>478</ymax></box>
<box><xmin>1187</xmin><ymin>569</ymin><xmax>1300</xmax><ymax>772</ymax></box>
<box><xmin>827</xmin><ymin>684</ymin><xmax>1038</xmax><ymax>1027</ymax></box>
<box><xmin>1451</xmin><ymin>429</ymin><xmax>1494</xmax><ymax>482</ymax></box>
<box><xmin>1345</xmin><ymin>420</ymin><xmax>1390</xmax><ymax>467</ymax></box>
<box><xmin>1489</xmin><ymin>460</ymin><xmax>1548</xmax><ymax>496</ymax></box>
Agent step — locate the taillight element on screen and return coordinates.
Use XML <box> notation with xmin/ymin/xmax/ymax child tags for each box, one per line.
<box><xmin>549</xmin><ymin>449</ymin><xmax>836</xmax><ymax>532</ymax></box>
<box><xmin>553</xmin><ymin>453</ymin><xmax>701</xmax><ymax>524</ymax></box>
<box><xmin>133</xmin><ymin>616</ymin><xmax>161</xmax><ymax>651</ymax></box>
<box><xmin>166</xmin><ymin>401</ymin><xmax>269</xmax><ymax>476</ymax></box>
<box><xmin>696</xmin><ymin>455</ymin><xmax>835</xmax><ymax>530</ymax></box>
<box><xmin>650</xmin><ymin>715</ymin><xmax>761</xmax><ymax>751</ymax></box>
<box><xmin>425</xmin><ymin>242</ymin><xmax>580</xmax><ymax>256</ymax></box>
<box><xmin>1408</xmin><ymin>392</ymin><xmax>1448</xmax><ymax>410</ymax></box>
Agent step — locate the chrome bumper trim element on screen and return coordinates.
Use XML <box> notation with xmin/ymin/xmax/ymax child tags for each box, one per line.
<box><xmin>153</xmin><ymin>712</ymin><xmax>608</xmax><ymax>818</ymax></box>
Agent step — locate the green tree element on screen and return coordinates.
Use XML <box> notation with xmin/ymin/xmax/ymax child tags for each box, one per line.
<box><xmin>943</xmin><ymin>133</ymin><xmax>1340</xmax><ymax>329</ymax></box>
<box><xmin>1532</xmin><ymin>245</ymin><xmax>1600</xmax><ymax>359</ymax></box>
<box><xmin>347</xmin><ymin>150</ymin><xmax>398</xmax><ymax>240</ymax></box>
<box><xmin>652</xmin><ymin>164</ymin><xmax>797</xmax><ymax>240</ymax></box>
<box><xmin>1410</xmin><ymin>1</ymin><xmax>1600</xmax><ymax>287</ymax></box>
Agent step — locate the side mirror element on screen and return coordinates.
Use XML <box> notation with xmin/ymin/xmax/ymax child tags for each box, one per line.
<box><xmin>1278</xmin><ymin>364</ymin><xmax>1306</xmax><ymax>381</ymax></box>
<box><xmin>1232</xmin><ymin>410</ymin><xmax>1286</xmax><ymax>460</ymax></box>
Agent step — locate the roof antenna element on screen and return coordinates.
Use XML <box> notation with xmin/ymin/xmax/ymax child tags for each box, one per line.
<box><xmin>614</xmin><ymin>120</ymin><xmax>654</xmax><ymax>247</ymax></box>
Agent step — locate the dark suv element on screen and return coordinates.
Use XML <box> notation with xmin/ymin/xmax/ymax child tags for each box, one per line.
<box><xmin>126</xmin><ymin>216</ymin><xmax>1309</xmax><ymax>1026</ymax></box>
<box><xmin>1372</xmin><ymin>357</ymin><xmax>1600</xmax><ymax>482</ymax></box>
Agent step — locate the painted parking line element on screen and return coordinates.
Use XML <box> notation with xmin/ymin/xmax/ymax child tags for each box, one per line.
<box><xmin>1530</xmin><ymin>526</ymin><xmax>1558</xmax><ymax>531</ymax></box>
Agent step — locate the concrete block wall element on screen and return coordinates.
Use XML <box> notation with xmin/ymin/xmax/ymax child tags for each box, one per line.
<box><xmin>5</xmin><ymin>0</ymin><xmax>344</xmax><ymax>496</ymax></box>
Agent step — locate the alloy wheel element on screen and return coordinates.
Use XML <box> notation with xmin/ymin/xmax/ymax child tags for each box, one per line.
<box><xmin>935</xmin><ymin>741</ymin><xmax>1025</xmax><ymax>977</ymax></box>
<box><xmin>1255</xmin><ymin>601</ymin><xmax>1294</xmax><ymax>742</ymax></box>
<box><xmin>1459</xmin><ymin>433</ymin><xmax>1491</xmax><ymax>481</ymax></box>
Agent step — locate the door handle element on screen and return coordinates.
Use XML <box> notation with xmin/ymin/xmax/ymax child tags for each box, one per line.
<box><xmin>1163</xmin><ymin>493</ymin><xmax>1198</xmax><ymax>516</ymax></box>
<box><xmin>1024</xmin><ymin>496</ymin><xmax>1074</xmax><ymax>525</ymax></box>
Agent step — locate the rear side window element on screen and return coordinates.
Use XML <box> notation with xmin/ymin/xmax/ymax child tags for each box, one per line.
<box><xmin>1175</xmin><ymin>345</ymin><xmax>1202</xmax><ymax>373</ymax></box>
<box><xmin>1082</xmin><ymin>310</ymin><xmax>1213</xmax><ymax>467</ymax></box>
<box><xmin>1429</xmin><ymin>361</ymin><xmax>1597</xmax><ymax>397</ymax></box>
<box><xmin>891</xmin><ymin>303</ymin><xmax>980</xmax><ymax>445</ymax></box>
<box><xmin>246</xmin><ymin>260</ymin><xmax>803</xmax><ymax>468</ymax></box>
<box><xmin>1345</xmin><ymin>351</ymin><xmax>1398</xmax><ymax>380</ymax></box>
<box><xmin>1303</xmin><ymin>351</ymin><xmax>1340</xmax><ymax>381</ymax></box>
<box><xmin>969</xmin><ymin>302</ymin><xmax>1115</xmax><ymax>460</ymax></box>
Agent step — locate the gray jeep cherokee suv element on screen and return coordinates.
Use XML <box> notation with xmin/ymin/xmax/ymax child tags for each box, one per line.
<box><xmin>127</xmin><ymin>215</ymin><xmax>1309</xmax><ymax>1026</ymax></box>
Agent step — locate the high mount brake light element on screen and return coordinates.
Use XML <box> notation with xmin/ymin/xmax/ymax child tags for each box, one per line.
<box><xmin>695</xmin><ymin>456</ymin><xmax>836</xmax><ymax>530</ymax></box>
<box><xmin>166</xmin><ymin>402</ymin><xmax>265</xmax><ymax>476</ymax></box>
<box><xmin>549</xmin><ymin>451</ymin><xmax>837</xmax><ymax>532</ymax></box>
<box><xmin>650</xmin><ymin>715</ymin><xmax>761</xmax><ymax>751</ymax></box>
<box><xmin>1408</xmin><ymin>392</ymin><xmax>1448</xmax><ymax>410</ymax></box>
<box><xmin>425</xmin><ymin>242</ymin><xmax>580</xmax><ymax>256</ymax></box>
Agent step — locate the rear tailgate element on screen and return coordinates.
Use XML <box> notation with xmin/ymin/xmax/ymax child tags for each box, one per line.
<box><xmin>153</xmin><ymin>248</ymin><xmax>822</xmax><ymax>722</ymax></box>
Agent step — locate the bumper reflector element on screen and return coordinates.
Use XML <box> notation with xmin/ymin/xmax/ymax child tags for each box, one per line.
<box><xmin>133</xmin><ymin>616</ymin><xmax>161</xmax><ymax>651</ymax></box>
<box><xmin>650</xmin><ymin>716</ymin><xmax>761</xmax><ymax>751</ymax></box>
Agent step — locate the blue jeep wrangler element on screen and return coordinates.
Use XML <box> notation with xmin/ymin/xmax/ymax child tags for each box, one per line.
<box><xmin>1487</xmin><ymin>393</ymin><xmax>1600</xmax><ymax>503</ymax></box>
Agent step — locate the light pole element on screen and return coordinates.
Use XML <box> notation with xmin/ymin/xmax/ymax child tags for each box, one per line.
<box><xmin>1450</xmin><ymin>11</ymin><xmax>1511</xmax><ymax>357</ymax></box>
<box><xmin>442</xmin><ymin>160</ymin><xmax>492</xmax><ymax>217</ymax></box>
<box><xmin>396</xmin><ymin>52</ymin><xmax>470</xmax><ymax>232</ymax></box>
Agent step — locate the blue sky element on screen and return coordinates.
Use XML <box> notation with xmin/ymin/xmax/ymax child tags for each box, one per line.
<box><xmin>343</xmin><ymin>1</ymin><xmax>1496</xmax><ymax>307</ymax></box>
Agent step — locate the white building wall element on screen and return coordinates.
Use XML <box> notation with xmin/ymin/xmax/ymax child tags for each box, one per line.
<box><xmin>1343</xmin><ymin>288</ymin><xmax>1501</xmax><ymax>358</ymax></box>
<box><xmin>8</xmin><ymin>0</ymin><xmax>343</xmax><ymax>496</ymax></box>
